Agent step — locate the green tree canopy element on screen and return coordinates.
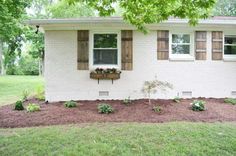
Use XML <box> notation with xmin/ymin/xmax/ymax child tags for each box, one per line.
<box><xmin>66</xmin><ymin>0</ymin><xmax>216</xmax><ymax>32</ymax></box>
<box><xmin>213</xmin><ymin>0</ymin><xmax>236</xmax><ymax>16</ymax></box>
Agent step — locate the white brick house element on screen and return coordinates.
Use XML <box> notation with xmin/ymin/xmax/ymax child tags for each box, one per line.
<box><xmin>28</xmin><ymin>17</ymin><xmax>236</xmax><ymax>102</ymax></box>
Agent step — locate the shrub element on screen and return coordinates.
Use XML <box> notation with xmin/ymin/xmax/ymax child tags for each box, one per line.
<box><xmin>15</xmin><ymin>100</ymin><xmax>24</xmax><ymax>110</ymax></box>
<box><xmin>153</xmin><ymin>105</ymin><xmax>162</xmax><ymax>113</ymax></box>
<box><xmin>22</xmin><ymin>89</ymin><xmax>30</xmax><ymax>101</ymax></box>
<box><xmin>142</xmin><ymin>78</ymin><xmax>173</xmax><ymax>105</ymax></box>
<box><xmin>173</xmin><ymin>96</ymin><xmax>181</xmax><ymax>103</ymax></box>
<box><xmin>35</xmin><ymin>85</ymin><xmax>45</xmax><ymax>101</ymax></box>
<box><xmin>191</xmin><ymin>100</ymin><xmax>205</xmax><ymax>111</ymax></box>
<box><xmin>64</xmin><ymin>100</ymin><xmax>77</xmax><ymax>108</ymax></box>
<box><xmin>224</xmin><ymin>98</ymin><xmax>236</xmax><ymax>105</ymax></box>
<box><xmin>123</xmin><ymin>97</ymin><xmax>132</xmax><ymax>105</ymax></box>
<box><xmin>27</xmin><ymin>103</ymin><xmax>40</xmax><ymax>112</ymax></box>
<box><xmin>98</xmin><ymin>103</ymin><xmax>114</xmax><ymax>114</ymax></box>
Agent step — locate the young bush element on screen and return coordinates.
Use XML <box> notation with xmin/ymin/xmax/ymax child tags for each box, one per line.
<box><xmin>142</xmin><ymin>78</ymin><xmax>173</xmax><ymax>105</ymax></box>
<box><xmin>64</xmin><ymin>100</ymin><xmax>77</xmax><ymax>108</ymax></box>
<box><xmin>173</xmin><ymin>96</ymin><xmax>181</xmax><ymax>103</ymax></box>
<box><xmin>153</xmin><ymin>105</ymin><xmax>162</xmax><ymax>113</ymax></box>
<box><xmin>224</xmin><ymin>98</ymin><xmax>236</xmax><ymax>105</ymax></box>
<box><xmin>27</xmin><ymin>103</ymin><xmax>40</xmax><ymax>112</ymax></box>
<box><xmin>123</xmin><ymin>97</ymin><xmax>132</xmax><ymax>105</ymax></box>
<box><xmin>22</xmin><ymin>89</ymin><xmax>30</xmax><ymax>101</ymax></box>
<box><xmin>98</xmin><ymin>104</ymin><xmax>114</xmax><ymax>114</ymax></box>
<box><xmin>15</xmin><ymin>100</ymin><xmax>24</xmax><ymax>110</ymax></box>
<box><xmin>35</xmin><ymin>85</ymin><xmax>45</xmax><ymax>101</ymax></box>
<box><xmin>191</xmin><ymin>100</ymin><xmax>205</xmax><ymax>111</ymax></box>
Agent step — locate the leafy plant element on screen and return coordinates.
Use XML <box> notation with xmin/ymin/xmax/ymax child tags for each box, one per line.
<box><xmin>26</xmin><ymin>103</ymin><xmax>40</xmax><ymax>112</ymax></box>
<box><xmin>191</xmin><ymin>100</ymin><xmax>206</xmax><ymax>111</ymax></box>
<box><xmin>22</xmin><ymin>89</ymin><xmax>30</xmax><ymax>101</ymax></box>
<box><xmin>173</xmin><ymin>96</ymin><xmax>181</xmax><ymax>103</ymax></box>
<box><xmin>35</xmin><ymin>85</ymin><xmax>45</xmax><ymax>101</ymax></box>
<box><xmin>64</xmin><ymin>100</ymin><xmax>77</xmax><ymax>108</ymax></box>
<box><xmin>98</xmin><ymin>103</ymin><xmax>114</xmax><ymax>114</ymax></box>
<box><xmin>224</xmin><ymin>98</ymin><xmax>236</xmax><ymax>105</ymax></box>
<box><xmin>153</xmin><ymin>105</ymin><xmax>162</xmax><ymax>113</ymax></box>
<box><xmin>123</xmin><ymin>97</ymin><xmax>132</xmax><ymax>105</ymax></box>
<box><xmin>14</xmin><ymin>100</ymin><xmax>24</xmax><ymax>110</ymax></box>
<box><xmin>142</xmin><ymin>78</ymin><xmax>173</xmax><ymax>105</ymax></box>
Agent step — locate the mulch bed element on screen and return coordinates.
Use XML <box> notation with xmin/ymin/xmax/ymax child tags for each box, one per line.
<box><xmin>0</xmin><ymin>98</ymin><xmax>236</xmax><ymax>128</ymax></box>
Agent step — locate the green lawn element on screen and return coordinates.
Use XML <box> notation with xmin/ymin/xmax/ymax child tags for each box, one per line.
<box><xmin>0</xmin><ymin>75</ymin><xmax>44</xmax><ymax>106</ymax></box>
<box><xmin>0</xmin><ymin>122</ymin><xmax>235</xmax><ymax>156</ymax></box>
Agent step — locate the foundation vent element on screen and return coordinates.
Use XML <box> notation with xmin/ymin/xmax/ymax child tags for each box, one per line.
<box><xmin>231</xmin><ymin>91</ymin><xmax>236</xmax><ymax>97</ymax></box>
<box><xmin>182</xmin><ymin>91</ymin><xmax>192</xmax><ymax>98</ymax></box>
<box><xmin>99</xmin><ymin>91</ymin><xmax>109</xmax><ymax>96</ymax></box>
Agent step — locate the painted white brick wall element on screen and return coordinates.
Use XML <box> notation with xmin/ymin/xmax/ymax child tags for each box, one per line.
<box><xmin>45</xmin><ymin>30</ymin><xmax>236</xmax><ymax>102</ymax></box>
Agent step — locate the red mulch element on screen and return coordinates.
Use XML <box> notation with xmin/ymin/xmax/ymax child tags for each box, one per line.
<box><xmin>0</xmin><ymin>98</ymin><xmax>236</xmax><ymax>128</ymax></box>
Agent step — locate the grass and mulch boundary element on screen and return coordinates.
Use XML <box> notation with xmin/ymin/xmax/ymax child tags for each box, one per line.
<box><xmin>0</xmin><ymin>98</ymin><xmax>236</xmax><ymax>128</ymax></box>
<box><xmin>0</xmin><ymin>122</ymin><xmax>236</xmax><ymax>156</ymax></box>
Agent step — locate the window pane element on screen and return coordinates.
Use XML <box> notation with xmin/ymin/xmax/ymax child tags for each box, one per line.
<box><xmin>93</xmin><ymin>49</ymin><xmax>118</xmax><ymax>64</ymax></box>
<box><xmin>94</xmin><ymin>34</ymin><xmax>117</xmax><ymax>48</ymax></box>
<box><xmin>224</xmin><ymin>45</ymin><xmax>236</xmax><ymax>55</ymax></box>
<box><xmin>225</xmin><ymin>36</ymin><xmax>236</xmax><ymax>44</ymax></box>
<box><xmin>172</xmin><ymin>45</ymin><xmax>190</xmax><ymax>54</ymax></box>
<box><xmin>172</xmin><ymin>34</ymin><xmax>190</xmax><ymax>43</ymax></box>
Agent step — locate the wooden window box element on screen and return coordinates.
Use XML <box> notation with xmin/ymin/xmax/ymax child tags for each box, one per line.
<box><xmin>90</xmin><ymin>72</ymin><xmax>121</xmax><ymax>84</ymax></box>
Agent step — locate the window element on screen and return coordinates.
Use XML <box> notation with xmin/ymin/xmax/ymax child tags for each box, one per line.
<box><xmin>93</xmin><ymin>33</ymin><xmax>118</xmax><ymax>65</ymax></box>
<box><xmin>224</xmin><ymin>35</ymin><xmax>236</xmax><ymax>55</ymax></box>
<box><xmin>171</xmin><ymin>34</ymin><xmax>191</xmax><ymax>54</ymax></box>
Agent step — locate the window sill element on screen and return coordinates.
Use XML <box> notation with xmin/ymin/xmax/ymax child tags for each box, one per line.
<box><xmin>223</xmin><ymin>56</ymin><xmax>236</xmax><ymax>62</ymax></box>
<box><xmin>169</xmin><ymin>55</ymin><xmax>194</xmax><ymax>61</ymax></box>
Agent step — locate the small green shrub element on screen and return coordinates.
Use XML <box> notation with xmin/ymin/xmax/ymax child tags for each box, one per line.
<box><xmin>173</xmin><ymin>96</ymin><xmax>181</xmax><ymax>103</ymax></box>
<box><xmin>15</xmin><ymin>100</ymin><xmax>24</xmax><ymax>110</ymax></box>
<box><xmin>22</xmin><ymin>89</ymin><xmax>30</xmax><ymax>101</ymax></box>
<box><xmin>98</xmin><ymin>103</ymin><xmax>114</xmax><ymax>114</ymax></box>
<box><xmin>153</xmin><ymin>105</ymin><xmax>162</xmax><ymax>113</ymax></box>
<box><xmin>35</xmin><ymin>85</ymin><xmax>45</xmax><ymax>101</ymax></box>
<box><xmin>27</xmin><ymin>103</ymin><xmax>40</xmax><ymax>112</ymax></box>
<box><xmin>191</xmin><ymin>100</ymin><xmax>205</xmax><ymax>111</ymax></box>
<box><xmin>224</xmin><ymin>98</ymin><xmax>236</xmax><ymax>105</ymax></box>
<box><xmin>123</xmin><ymin>97</ymin><xmax>132</xmax><ymax>105</ymax></box>
<box><xmin>64</xmin><ymin>100</ymin><xmax>77</xmax><ymax>108</ymax></box>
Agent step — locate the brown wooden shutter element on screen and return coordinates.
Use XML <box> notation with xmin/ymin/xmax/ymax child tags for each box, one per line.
<box><xmin>195</xmin><ymin>31</ymin><xmax>207</xmax><ymax>60</ymax></box>
<box><xmin>121</xmin><ymin>30</ymin><xmax>133</xmax><ymax>70</ymax></box>
<box><xmin>212</xmin><ymin>31</ymin><xmax>223</xmax><ymax>60</ymax></box>
<box><xmin>157</xmin><ymin>30</ymin><xmax>169</xmax><ymax>60</ymax></box>
<box><xmin>77</xmin><ymin>30</ymin><xmax>89</xmax><ymax>70</ymax></box>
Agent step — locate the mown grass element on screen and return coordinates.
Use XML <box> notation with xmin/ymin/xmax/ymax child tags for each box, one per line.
<box><xmin>0</xmin><ymin>75</ymin><xmax>44</xmax><ymax>106</ymax></box>
<box><xmin>0</xmin><ymin>122</ymin><xmax>235</xmax><ymax>156</ymax></box>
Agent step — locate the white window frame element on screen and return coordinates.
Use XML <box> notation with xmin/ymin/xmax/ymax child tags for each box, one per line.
<box><xmin>169</xmin><ymin>31</ymin><xmax>195</xmax><ymax>61</ymax></box>
<box><xmin>223</xmin><ymin>34</ymin><xmax>236</xmax><ymax>61</ymax></box>
<box><xmin>89</xmin><ymin>30</ymin><xmax>121</xmax><ymax>69</ymax></box>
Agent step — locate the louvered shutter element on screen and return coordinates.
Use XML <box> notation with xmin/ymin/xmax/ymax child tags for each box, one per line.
<box><xmin>195</xmin><ymin>31</ymin><xmax>207</xmax><ymax>60</ymax></box>
<box><xmin>77</xmin><ymin>30</ymin><xmax>89</xmax><ymax>70</ymax></box>
<box><xmin>212</xmin><ymin>31</ymin><xmax>223</xmax><ymax>60</ymax></box>
<box><xmin>157</xmin><ymin>30</ymin><xmax>169</xmax><ymax>60</ymax></box>
<box><xmin>121</xmin><ymin>30</ymin><xmax>133</xmax><ymax>70</ymax></box>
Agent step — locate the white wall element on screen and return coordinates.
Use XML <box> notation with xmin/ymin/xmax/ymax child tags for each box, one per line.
<box><xmin>45</xmin><ymin>30</ymin><xmax>236</xmax><ymax>101</ymax></box>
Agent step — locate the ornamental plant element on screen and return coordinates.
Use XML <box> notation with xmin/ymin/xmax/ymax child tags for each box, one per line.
<box><xmin>15</xmin><ymin>100</ymin><xmax>24</xmax><ymax>111</ymax></box>
<box><xmin>224</xmin><ymin>98</ymin><xmax>236</xmax><ymax>105</ymax></box>
<box><xmin>142</xmin><ymin>78</ymin><xmax>173</xmax><ymax>105</ymax></box>
<box><xmin>98</xmin><ymin>103</ymin><xmax>114</xmax><ymax>114</ymax></box>
<box><xmin>64</xmin><ymin>100</ymin><xmax>77</xmax><ymax>108</ymax></box>
<box><xmin>27</xmin><ymin>103</ymin><xmax>40</xmax><ymax>112</ymax></box>
<box><xmin>191</xmin><ymin>100</ymin><xmax>206</xmax><ymax>111</ymax></box>
<box><xmin>122</xmin><ymin>96</ymin><xmax>132</xmax><ymax>105</ymax></box>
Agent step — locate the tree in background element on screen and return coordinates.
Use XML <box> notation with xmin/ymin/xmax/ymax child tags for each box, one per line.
<box><xmin>66</xmin><ymin>0</ymin><xmax>216</xmax><ymax>32</ymax></box>
<box><xmin>213</xmin><ymin>0</ymin><xmax>236</xmax><ymax>16</ymax></box>
<box><xmin>0</xmin><ymin>0</ymin><xmax>30</xmax><ymax>75</ymax></box>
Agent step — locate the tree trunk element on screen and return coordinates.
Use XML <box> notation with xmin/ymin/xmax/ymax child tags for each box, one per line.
<box><xmin>0</xmin><ymin>40</ymin><xmax>3</xmax><ymax>75</ymax></box>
